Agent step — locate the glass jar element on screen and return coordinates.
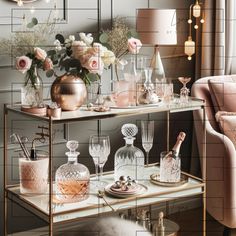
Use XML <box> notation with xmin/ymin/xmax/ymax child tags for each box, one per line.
<box><xmin>160</xmin><ymin>151</ymin><xmax>181</xmax><ymax>183</ymax></box>
<box><xmin>114</xmin><ymin>124</ymin><xmax>144</xmax><ymax>181</ymax></box>
<box><xmin>55</xmin><ymin>140</ymin><xmax>90</xmax><ymax>203</ymax></box>
<box><xmin>21</xmin><ymin>67</ymin><xmax>43</xmax><ymax>107</ymax></box>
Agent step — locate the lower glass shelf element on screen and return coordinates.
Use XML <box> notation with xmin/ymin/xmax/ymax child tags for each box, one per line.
<box><xmin>6</xmin><ymin>165</ymin><xmax>204</xmax><ymax>224</ymax></box>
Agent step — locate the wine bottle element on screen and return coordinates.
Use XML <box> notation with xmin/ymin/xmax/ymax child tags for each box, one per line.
<box><xmin>171</xmin><ymin>132</ymin><xmax>186</xmax><ymax>156</ymax></box>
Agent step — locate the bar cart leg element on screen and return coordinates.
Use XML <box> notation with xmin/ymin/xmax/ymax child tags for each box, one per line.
<box><xmin>166</xmin><ymin>111</ymin><xmax>170</xmax><ymax>151</ymax></box>
<box><xmin>3</xmin><ymin>104</ymin><xmax>8</xmax><ymax>236</ymax></box>
<box><xmin>202</xmin><ymin>105</ymin><xmax>207</xmax><ymax>236</ymax></box>
<box><xmin>49</xmin><ymin>118</ymin><xmax>53</xmax><ymax>236</ymax></box>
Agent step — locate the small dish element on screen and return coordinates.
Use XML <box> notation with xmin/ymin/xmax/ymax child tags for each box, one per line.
<box><xmin>105</xmin><ymin>183</ymin><xmax>148</xmax><ymax>198</ymax></box>
<box><xmin>150</xmin><ymin>173</ymin><xmax>188</xmax><ymax>187</ymax></box>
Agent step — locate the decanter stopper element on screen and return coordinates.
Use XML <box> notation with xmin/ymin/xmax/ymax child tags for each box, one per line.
<box><xmin>66</xmin><ymin>140</ymin><xmax>80</xmax><ymax>162</ymax></box>
<box><xmin>121</xmin><ymin>123</ymin><xmax>138</xmax><ymax>137</ymax></box>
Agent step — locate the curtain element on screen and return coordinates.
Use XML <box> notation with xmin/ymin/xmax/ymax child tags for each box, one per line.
<box><xmin>197</xmin><ymin>0</ymin><xmax>235</xmax><ymax>78</ymax></box>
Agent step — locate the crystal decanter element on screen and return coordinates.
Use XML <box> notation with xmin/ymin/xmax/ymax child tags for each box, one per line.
<box><xmin>114</xmin><ymin>124</ymin><xmax>145</xmax><ymax>181</ymax></box>
<box><xmin>55</xmin><ymin>140</ymin><xmax>90</xmax><ymax>203</ymax></box>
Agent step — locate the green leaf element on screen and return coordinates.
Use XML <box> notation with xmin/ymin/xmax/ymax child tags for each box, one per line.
<box><xmin>87</xmin><ymin>73</ymin><xmax>99</xmax><ymax>82</ymax></box>
<box><xmin>102</xmin><ymin>43</ymin><xmax>112</xmax><ymax>50</ymax></box>
<box><xmin>27</xmin><ymin>22</ymin><xmax>34</xmax><ymax>28</ymax></box>
<box><xmin>68</xmin><ymin>59</ymin><xmax>80</xmax><ymax>68</ymax></box>
<box><xmin>46</xmin><ymin>69</ymin><xmax>54</xmax><ymax>77</ymax></box>
<box><xmin>129</xmin><ymin>29</ymin><xmax>139</xmax><ymax>38</ymax></box>
<box><xmin>47</xmin><ymin>50</ymin><xmax>57</xmax><ymax>57</ymax></box>
<box><xmin>31</xmin><ymin>17</ymin><xmax>38</xmax><ymax>26</ymax></box>
<box><xmin>56</xmin><ymin>34</ymin><xmax>65</xmax><ymax>44</ymax></box>
<box><xmin>99</xmin><ymin>33</ymin><xmax>109</xmax><ymax>43</ymax></box>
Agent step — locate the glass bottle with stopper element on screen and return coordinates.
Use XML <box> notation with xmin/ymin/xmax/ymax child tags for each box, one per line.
<box><xmin>138</xmin><ymin>68</ymin><xmax>160</xmax><ymax>105</ymax></box>
<box><xmin>55</xmin><ymin>140</ymin><xmax>90</xmax><ymax>203</ymax></box>
<box><xmin>160</xmin><ymin>132</ymin><xmax>186</xmax><ymax>182</ymax></box>
<box><xmin>114</xmin><ymin>124</ymin><xmax>145</xmax><ymax>181</ymax></box>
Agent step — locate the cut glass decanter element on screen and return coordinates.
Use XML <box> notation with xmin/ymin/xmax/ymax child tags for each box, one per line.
<box><xmin>55</xmin><ymin>140</ymin><xmax>90</xmax><ymax>203</ymax></box>
<box><xmin>114</xmin><ymin>124</ymin><xmax>145</xmax><ymax>181</ymax></box>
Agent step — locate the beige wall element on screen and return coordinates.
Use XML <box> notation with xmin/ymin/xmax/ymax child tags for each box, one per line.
<box><xmin>0</xmin><ymin>0</ymin><xmax>194</xmax><ymax>234</ymax></box>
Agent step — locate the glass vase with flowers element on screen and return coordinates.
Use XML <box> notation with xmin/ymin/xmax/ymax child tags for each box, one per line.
<box><xmin>99</xmin><ymin>17</ymin><xmax>142</xmax><ymax>107</ymax></box>
<box><xmin>0</xmin><ymin>16</ymin><xmax>56</xmax><ymax>110</ymax></box>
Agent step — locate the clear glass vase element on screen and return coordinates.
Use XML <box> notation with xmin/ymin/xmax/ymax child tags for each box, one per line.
<box><xmin>21</xmin><ymin>68</ymin><xmax>43</xmax><ymax>107</ymax></box>
<box><xmin>55</xmin><ymin>140</ymin><xmax>90</xmax><ymax>203</ymax></box>
<box><xmin>114</xmin><ymin>124</ymin><xmax>145</xmax><ymax>181</ymax></box>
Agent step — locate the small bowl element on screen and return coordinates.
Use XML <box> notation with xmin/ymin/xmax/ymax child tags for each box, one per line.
<box><xmin>47</xmin><ymin>107</ymin><xmax>61</xmax><ymax>118</ymax></box>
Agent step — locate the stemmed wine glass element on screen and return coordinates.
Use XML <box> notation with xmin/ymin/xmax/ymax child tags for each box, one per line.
<box><xmin>141</xmin><ymin>120</ymin><xmax>154</xmax><ymax>165</ymax></box>
<box><xmin>178</xmin><ymin>77</ymin><xmax>191</xmax><ymax>104</ymax></box>
<box><xmin>89</xmin><ymin>135</ymin><xmax>110</xmax><ymax>188</ymax></box>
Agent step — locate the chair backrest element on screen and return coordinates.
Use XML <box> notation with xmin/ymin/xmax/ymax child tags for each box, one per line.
<box><xmin>192</xmin><ymin>76</ymin><xmax>221</xmax><ymax>131</ymax></box>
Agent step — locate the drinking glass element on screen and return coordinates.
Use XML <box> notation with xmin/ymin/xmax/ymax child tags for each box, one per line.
<box><xmin>178</xmin><ymin>77</ymin><xmax>191</xmax><ymax>104</ymax></box>
<box><xmin>141</xmin><ymin>120</ymin><xmax>154</xmax><ymax>165</ymax></box>
<box><xmin>89</xmin><ymin>135</ymin><xmax>110</xmax><ymax>187</ymax></box>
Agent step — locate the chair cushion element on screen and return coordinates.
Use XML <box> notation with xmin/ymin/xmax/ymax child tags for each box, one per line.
<box><xmin>216</xmin><ymin>111</ymin><xmax>236</xmax><ymax>147</ymax></box>
<box><xmin>208</xmin><ymin>77</ymin><xmax>236</xmax><ymax>112</ymax></box>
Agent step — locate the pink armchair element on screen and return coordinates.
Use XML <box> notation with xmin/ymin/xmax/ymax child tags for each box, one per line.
<box><xmin>192</xmin><ymin>75</ymin><xmax>236</xmax><ymax>229</ymax></box>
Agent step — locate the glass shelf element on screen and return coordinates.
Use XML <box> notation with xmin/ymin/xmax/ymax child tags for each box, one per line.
<box><xmin>6</xmin><ymin>165</ymin><xmax>204</xmax><ymax>224</ymax></box>
<box><xmin>6</xmin><ymin>97</ymin><xmax>205</xmax><ymax>124</ymax></box>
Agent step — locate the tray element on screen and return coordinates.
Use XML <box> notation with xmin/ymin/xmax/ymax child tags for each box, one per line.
<box><xmin>110</xmin><ymin>99</ymin><xmax>163</xmax><ymax>109</ymax></box>
<box><xmin>150</xmin><ymin>173</ymin><xmax>188</xmax><ymax>187</ymax></box>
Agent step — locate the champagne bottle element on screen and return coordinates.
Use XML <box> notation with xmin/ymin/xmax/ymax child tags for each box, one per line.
<box><xmin>171</xmin><ymin>132</ymin><xmax>186</xmax><ymax>156</ymax></box>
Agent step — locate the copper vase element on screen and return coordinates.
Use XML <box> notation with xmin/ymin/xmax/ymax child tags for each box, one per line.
<box><xmin>51</xmin><ymin>75</ymin><xmax>87</xmax><ymax>111</ymax></box>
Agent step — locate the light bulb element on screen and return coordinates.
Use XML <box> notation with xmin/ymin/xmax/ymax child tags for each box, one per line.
<box><xmin>194</xmin><ymin>25</ymin><xmax>199</xmax><ymax>29</ymax></box>
<box><xmin>188</xmin><ymin>19</ymin><xmax>192</xmax><ymax>24</ymax></box>
<box><xmin>45</xmin><ymin>0</ymin><xmax>50</xmax><ymax>2</ymax></box>
<box><xmin>200</xmin><ymin>19</ymin><xmax>205</xmax><ymax>23</ymax></box>
<box><xmin>188</xmin><ymin>56</ymin><xmax>192</xmax><ymax>60</ymax></box>
<box><xmin>30</xmin><ymin>6</ymin><xmax>35</xmax><ymax>14</ymax></box>
<box><xmin>193</xmin><ymin>1</ymin><xmax>201</xmax><ymax>18</ymax></box>
<box><xmin>17</xmin><ymin>0</ymin><xmax>23</xmax><ymax>6</ymax></box>
<box><xmin>185</xmin><ymin>36</ymin><xmax>195</xmax><ymax>60</ymax></box>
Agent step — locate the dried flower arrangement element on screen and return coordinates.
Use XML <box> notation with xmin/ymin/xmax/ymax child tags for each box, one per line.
<box><xmin>99</xmin><ymin>17</ymin><xmax>142</xmax><ymax>79</ymax></box>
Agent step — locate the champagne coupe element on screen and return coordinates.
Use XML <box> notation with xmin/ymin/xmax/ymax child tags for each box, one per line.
<box><xmin>89</xmin><ymin>135</ymin><xmax>110</xmax><ymax>187</ymax></box>
<box><xmin>141</xmin><ymin>120</ymin><xmax>154</xmax><ymax>165</ymax></box>
<box><xmin>178</xmin><ymin>77</ymin><xmax>191</xmax><ymax>104</ymax></box>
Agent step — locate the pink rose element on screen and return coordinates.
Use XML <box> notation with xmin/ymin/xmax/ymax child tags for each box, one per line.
<box><xmin>16</xmin><ymin>56</ymin><xmax>32</xmax><ymax>74</ymax></box>
<box><xmin>127</xmin><ymin>37</ymin><xmax>142</xmax><ymax>54</ymax></box>
<box><xmin>82</xmin><ymin>55</ymin><xmax>104</xmax><ymax>75</ymax></box>
<box><xmin>43</xmin><ymin>58</ymin><xmax>53</xmax><ymax>71</ymax></box>
<box><xmin>34</xmin><ymin>47</ymin><xmax>47</xmax><ymax>61</ymax></box>
<box><xmin>72</xmin><ymin>41</ymin><xmax>87</xmax><ymax>59</ymax></box>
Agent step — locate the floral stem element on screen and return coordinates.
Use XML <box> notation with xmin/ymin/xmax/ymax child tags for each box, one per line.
<box><xmin>115</xmin><ymin>64</ymin><xmax>119</xmax><ymax>81</ymax></box>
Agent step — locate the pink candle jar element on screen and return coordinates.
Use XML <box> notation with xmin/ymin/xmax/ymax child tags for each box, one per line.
<box><xmin>19</xmin><ymin>151</ymin><xmax>49</xmax><ymax>195</ymax></box>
